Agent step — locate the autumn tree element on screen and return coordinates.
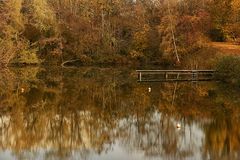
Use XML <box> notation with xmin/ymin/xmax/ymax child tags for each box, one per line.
<box><xmin>1</xmin><ymin>0</ymin><xmax>239</xmax><ymax>66</ymax></box>
<box><xmin>20</xmin><ymin>0</ymin><xmax>62</xmax><ymax>64</ymax></box>
<box><xmin>0</xmin><ymin>0</ymin><xmax>24</xmax><ymax>66</ymax></box>
<box><xmin>208</xmin><ymin>0</ymin><xmax>233</xmax><ymax>41</ymax></box>
<box><xmin>224</xmin><ymin>0</ymin><xmax>240</xmax><ymax>42</ymax></box>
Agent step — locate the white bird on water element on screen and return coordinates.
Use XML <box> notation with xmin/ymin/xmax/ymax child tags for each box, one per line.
<box><xmin>177</xmin><ymin>123</ymin><xmax>181</xmax><ymax>130</ymax></box>
<box><xmin>148</xmin><ymin>87</ymin><xmax>151</xmax><ymax>93</ymax></box>
<box><xmin>21</xmin><ymin>88</ymin><xmax>25</xmax><ymax>93</ymax></box>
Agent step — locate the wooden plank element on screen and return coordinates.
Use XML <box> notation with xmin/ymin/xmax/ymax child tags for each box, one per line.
<box><xmin>139</xmin><ymin>72</ymin><xmax>142</xmax><ymax>82</ymax></box>
<box><xmin>137</xmin><ymin>78</ymin><xmax>214</xmax><ymax>82</ymax></box>
<box><xmin>136</xmin><ymin>70</ymin><xmax>215</xmax><ymax>72</ymax></box>
<box><xmin>136</xmin><ymin>72</ymin><xmax>214</xmax><ymax>75</ymax></box>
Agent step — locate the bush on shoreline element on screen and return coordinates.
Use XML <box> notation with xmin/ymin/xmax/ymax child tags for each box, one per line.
<box><xmin>215</xmin><ymin>56</ymin><xmax>240</xmax><ymax>86</ymax></box>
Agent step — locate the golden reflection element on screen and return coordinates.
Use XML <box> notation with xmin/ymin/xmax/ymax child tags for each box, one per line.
<box><xmin>0</xmin><ymin>67</ymin><xmax>240</xmax><ymax>159</ymax></box>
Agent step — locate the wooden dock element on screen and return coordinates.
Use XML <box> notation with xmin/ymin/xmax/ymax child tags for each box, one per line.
<box><xmin>136</xmin><ymin>70</ymin><xmax>216</xmax><ymax>82</ymax></box>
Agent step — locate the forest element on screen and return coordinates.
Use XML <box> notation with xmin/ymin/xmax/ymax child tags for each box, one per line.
<box><xmin>1</xmin><ymin>1</ymin><xmax>240</xmax><ymax>159</ymax></box>
<box><xmin>0</xmin><ymin>0</ymin><xmax>240</xmax><ymax>66</ymax></box>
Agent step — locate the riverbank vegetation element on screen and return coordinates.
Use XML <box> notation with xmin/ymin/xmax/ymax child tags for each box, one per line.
<box><xmin>215</xmin><ymin>56</ymin><xmax>240</xmax><ymax>86</ymax></box>
<box><xmin>0</xmin><ymin>0</ymin><xmax>240</xmax><ymax>67</ymax></box>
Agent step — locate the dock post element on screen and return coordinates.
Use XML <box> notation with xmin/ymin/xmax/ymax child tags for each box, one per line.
<box><xmin>139</xmin><ymin>72</ymin><xmax>142</xmax><ymax>82</ymax></box>
<box><xmin>192</xmin><ymin>71</ymin><xmax>197</xmax><ymax>80</ymax></box>
<box><xmin>165</xmin><ymin>72</ymin><xmax>168</xmax><ymax>80</ymax></box>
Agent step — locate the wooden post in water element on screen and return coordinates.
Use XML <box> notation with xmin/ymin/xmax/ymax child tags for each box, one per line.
<box><xmin>165</xmin><ymin>72</ymin><xmax>168</xmax><ymax>80</ymax></box>
<box><xmin>191</xmin><ymin>71</ymin><xmax>197</xmax><ymax>81</ymax></box>
<box><xmin>139</xmin><ymin>72</ymin><xmax>142</xmax><ymax>82</ymax></box>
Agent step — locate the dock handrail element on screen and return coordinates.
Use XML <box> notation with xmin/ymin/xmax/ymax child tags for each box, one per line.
<box><xmin>136</xmin><ymin>69</ymin><xmax>216</xmax><ymax>82</ymax></box>
<box><xmin>136</xmin><ymin>70</ymin><xmax>216</xmax><ymax>72</ymax></box>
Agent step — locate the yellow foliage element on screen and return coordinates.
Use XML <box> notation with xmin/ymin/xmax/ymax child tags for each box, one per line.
<box><xmin>132</xmin><ymin>24</ymin><xmax>150</xmax><ymax>52</ymax></box>
<box><xmin>129</xmin><ymin>50</ymin><xmax>144</xmax><ymax>59</ymax></box>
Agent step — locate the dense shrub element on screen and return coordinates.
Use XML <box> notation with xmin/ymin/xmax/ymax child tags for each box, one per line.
<box><xmin>216</xmin><ymin>56</ymin><xmax>240</xmax><ymax>85</ymax></box>
<box><xmin>11</xmin><ymin>49</ymin><xmax>40</xmax><ymax>65</ymax></box>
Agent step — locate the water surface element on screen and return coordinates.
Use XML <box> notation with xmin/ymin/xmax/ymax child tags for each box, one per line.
<box><xmin>0</xmin><ymin>67</ymin><xmax>240</xmax><ymax>160</ymax></box>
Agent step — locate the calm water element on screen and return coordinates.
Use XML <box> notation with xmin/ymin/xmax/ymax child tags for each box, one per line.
<box><xmin>0</xmin><ymin>67</ymin><xmax>240</xmax><ymax>160</ymax></box>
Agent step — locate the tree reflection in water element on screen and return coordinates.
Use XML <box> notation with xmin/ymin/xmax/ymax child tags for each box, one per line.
<box><xmin>0</xmin><ymin>67</ymin><xmax>240</xmax><ymax>160</ymax></box>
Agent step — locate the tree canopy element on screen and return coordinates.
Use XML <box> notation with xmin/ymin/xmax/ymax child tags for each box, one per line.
<box><xmin>0</xmin><ymin>0</ymin><xmax>239</xmax><ymax>66</ymax></box>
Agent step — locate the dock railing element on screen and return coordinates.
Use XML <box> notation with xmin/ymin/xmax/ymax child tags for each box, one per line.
<box><xmin>136</xmin><ymin>70</ymin><xmax>216</xmax><ymax>82</ymax></box>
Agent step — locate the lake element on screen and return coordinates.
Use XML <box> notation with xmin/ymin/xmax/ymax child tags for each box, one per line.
<box><xmin>0</xmin><ymin>67</ymin><xmax>240</xmax><ymax>160</ymax></box>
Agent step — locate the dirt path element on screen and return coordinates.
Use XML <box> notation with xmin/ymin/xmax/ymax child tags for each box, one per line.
<box><xmin>211</xmin><ymin>42</ymin><xmax>240</xmax><ymax>56</ymax></box>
